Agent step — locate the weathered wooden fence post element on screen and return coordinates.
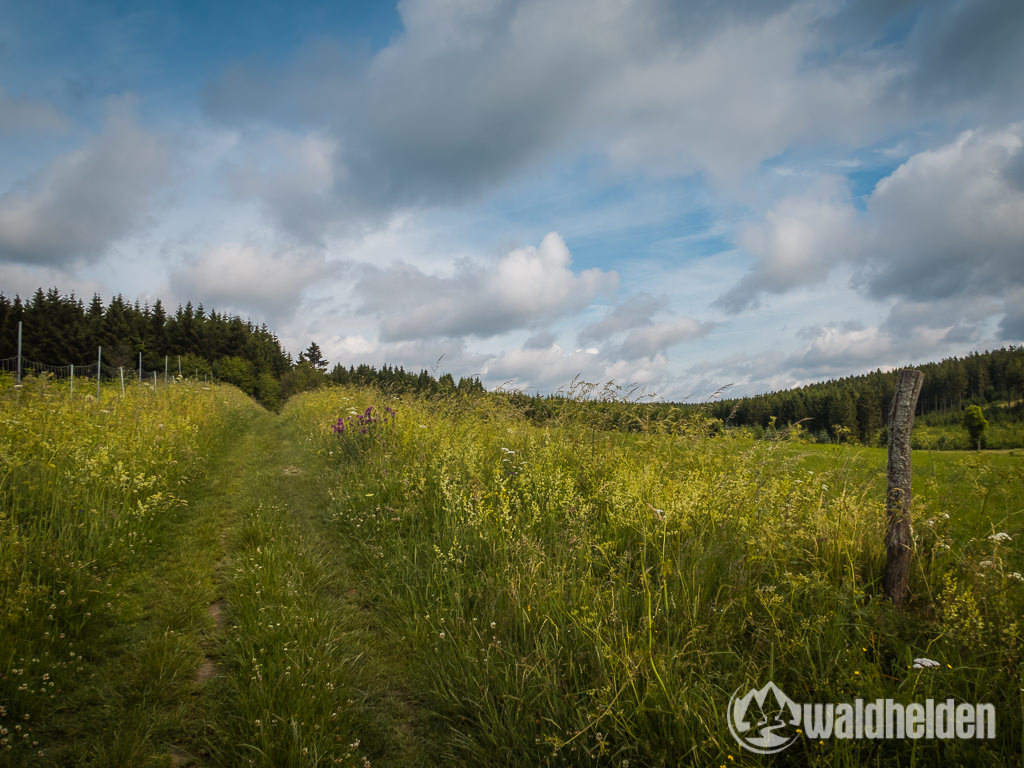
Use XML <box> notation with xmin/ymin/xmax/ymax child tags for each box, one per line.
<box><xmin>885</xmin><ymin>368</ymin><xmax>924</xmax><ymax>606</ymax></box>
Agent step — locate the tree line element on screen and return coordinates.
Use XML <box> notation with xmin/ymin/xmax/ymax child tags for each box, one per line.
<box><xmin>704</xmin><ymin>347</ymin><xmax>1024</xmax><ymax>443</ymax></box>
<box><xmin>487</xmin><ymin>348</ymin><xmax>1024</xmax><ymax>445</ymax></box>
<box><xmin>328</xmin><ymin>362</ymin><xmax>484</xmax><ymax>395</ymax></box>
<box><xmin>0</xmin><ymin>288</ymin><xmax>482</xmax><ymax>408</ymax></box>
<box><xmin>0</xmin><ymin>288</ymin><xmax>293</xmax><ymax>405</ymax></box>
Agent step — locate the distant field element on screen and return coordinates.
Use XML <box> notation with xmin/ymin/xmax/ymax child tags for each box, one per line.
<box><xmin>912</xmin><ymin>421</ymin><xmax>1024</xmax><ymax>451</ymax></box>
<box><xmin>2</xmin><ymin>377</ymin><xmax>1022</xmax><ymax>766</ymax></box>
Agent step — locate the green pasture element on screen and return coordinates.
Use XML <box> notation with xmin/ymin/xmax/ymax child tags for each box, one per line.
<box><xmin>1</xmin><ymin>377</ymin><xmax>1021</xmax><ymax>766</ymax></box>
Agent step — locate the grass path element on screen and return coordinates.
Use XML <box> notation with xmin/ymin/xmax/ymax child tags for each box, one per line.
<box><xmin>197</xmin><ymin>410</ymin><xmax>435</xmax><ymax>767</ymax></box>
<box><xmin>48</xmin><ymin>409</ymin><xmax>434</xmax><ymax>767</ymax></box>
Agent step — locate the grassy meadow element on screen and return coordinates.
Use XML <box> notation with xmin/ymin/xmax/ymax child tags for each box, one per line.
<box><xmin>298</xmin><ymin>387</ymin><xmax>1024</xmax><ymax>766</ymax></box>
<box><xmin>0</xmin><ymin>375</ymin><xmax>260</xmax><ymax>765</ymax></box>
<box><xmin>1</xmin><ymin>375</ymin><xmax>1022</xmax><ymax>766</ymax></box>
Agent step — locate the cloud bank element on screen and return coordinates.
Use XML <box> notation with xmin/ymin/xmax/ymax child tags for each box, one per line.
<box><xmin>719</xmin><ymin>123</ymin><xmax>1024</xmax><ymax>343</ymax></box>
<box><xmin>203</xmin><ymin>0</ymin><xmax>1024</xmax><ymax>241</ymax></box>
<box><xmin>0</xmin><ymin>99</ymin><xmax>168</xmax><ymax>266</ymax></box>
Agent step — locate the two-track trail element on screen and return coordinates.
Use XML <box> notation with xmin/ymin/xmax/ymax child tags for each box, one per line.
<box><xmin>50</xmin><ymin>409</ymin><xmax>433</xmax><ymax>768</ymax></box>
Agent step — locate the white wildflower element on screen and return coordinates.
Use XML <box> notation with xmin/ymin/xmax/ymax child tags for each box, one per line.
<box><xmin>990</xmin><ymin>532</ymin><xmax>1012</xmax><ymax>544</ymax></box>
<box><xmin>912</xmin><ymin>657</ymin><xmax>941</xmax><ymax>669</ymax></box>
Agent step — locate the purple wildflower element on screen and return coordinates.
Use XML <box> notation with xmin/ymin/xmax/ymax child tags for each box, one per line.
<box><xmin>331</xmin><ymin>404</ymin><xmax>396</xmax><ymax>440</ymax></box>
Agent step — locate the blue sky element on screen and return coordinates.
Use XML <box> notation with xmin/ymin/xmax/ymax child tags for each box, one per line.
<box><xmin>1</xmin><ymin>0</ymin><xmax>1023</xmax><ymax>398</ymax></box>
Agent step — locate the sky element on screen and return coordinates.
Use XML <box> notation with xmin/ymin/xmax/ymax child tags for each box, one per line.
<box><xmin>1</xmin><ymin>0</ymin><xmax>1022</xmax><ymax>399</ymax></box>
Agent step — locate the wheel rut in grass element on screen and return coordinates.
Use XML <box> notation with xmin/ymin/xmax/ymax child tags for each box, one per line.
<box><xmin>60</xmin><ymin>404</ymin><xmax>433</xmax><ymax>768</ymax></box>
<box><xmin>193</xmin><ymin>601</ymin><xmax>224</xmax><ymax>686</ymax></box>
<box><xmin>188</xmin><ymin>411</ymin><xmax>433</xmax><ymax>767</ymax></box>
<box><xmin>150</xmin><ymin>410</ymin><xmax>273</xmax><ymax>767</ymax></box>
<box><xmin>36</xmin><ymin>408</ymin><xmax>268</xmax><ymax>767</ymax></box>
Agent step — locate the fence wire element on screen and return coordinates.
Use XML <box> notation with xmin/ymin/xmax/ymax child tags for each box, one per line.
<box><xmin>3</xmin><ymin>321</ymin><xmax>215</xmax><ymax>390</ymax></box>
<box><xmin>0</xmin><ymin>355</ymin><xmax>215</xmax><ymax>390</ymax></box>
<box><xmin>1</xmin><ymin>358</ymin><xmax>180</xmax><ymax>380</ymax></box>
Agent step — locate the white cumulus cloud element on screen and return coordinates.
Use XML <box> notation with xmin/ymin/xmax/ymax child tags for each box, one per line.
<box><xmin>168</xmin><ymin>242</ymin><xmax>333</xmax><ymax>321</ymax></box>
<box><xmin>617</xmin><ymin>318</ymin><xmax>711</xmax><ymax>359</ymax></box>
<box><xmin>718</xmin><ymin>123</ymin><xmax>1024</xmax><ymax>342</ymax></box>
<box><xmin>716</xmin><ymin>178</ymin><xmax>859</xmax><ymax>312</ymax></box>
<box><xmin>355</xmin><ymin>232</ymin><xmax>617</xmax><ymax>341</ymax></box>
<box><xmin>861</xmin><ymin>123</ymin><xmax>1024</xmax><ymax>301</ymax></box>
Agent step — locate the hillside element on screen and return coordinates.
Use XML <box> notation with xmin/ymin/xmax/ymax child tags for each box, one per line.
<box><xmin>704</xmin><ymin>347</ymin><xmax>1024</xmax><ymax>446</ymax></box>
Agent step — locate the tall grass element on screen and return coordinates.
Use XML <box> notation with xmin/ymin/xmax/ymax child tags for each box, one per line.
<box><xmin>295</xmin><ymin>385</ymin><xmax>1024</xmax><ymax>766</ymax></box>
<box><xmin>0</xmin><ymin>374</ymin><xmax>257</xmax><ymax>763</ymax></box>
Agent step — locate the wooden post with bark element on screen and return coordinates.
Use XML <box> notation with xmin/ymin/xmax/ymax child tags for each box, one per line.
<box><xmin>885</xmin><ymin>368</ymin><xmax>924</xmax><ymax>606</ymax></box>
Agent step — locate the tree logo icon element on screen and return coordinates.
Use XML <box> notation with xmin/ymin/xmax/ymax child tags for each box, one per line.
<box><xmin>727</xmin><ymin>681</ymin><xmax>802</xmax><ymax>754</ymax></box>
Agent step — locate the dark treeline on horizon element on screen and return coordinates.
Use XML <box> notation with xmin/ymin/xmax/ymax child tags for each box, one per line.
<box><xmin>1</xmin><ymin>288</ymin><xmax>292</xmax><ymax>403</ymax></box>
<box><xmin>703</xmin><ymin>347</ymin><xmax>1024</xmax><ymax>443</ymax></box>
<box><xmin>0</xmin><ymin>288</ymin><xmax>289</xmax><ymax>370</ymax></box>
<box><xmin>327</xmin><ymin>361</ymin><xmax>484</xmax><ymax>395</ymax></box>
<box><xmin>0</xmin><ymin>288</ymin><xmax>481</xmax><ymax>407</ymax></box>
